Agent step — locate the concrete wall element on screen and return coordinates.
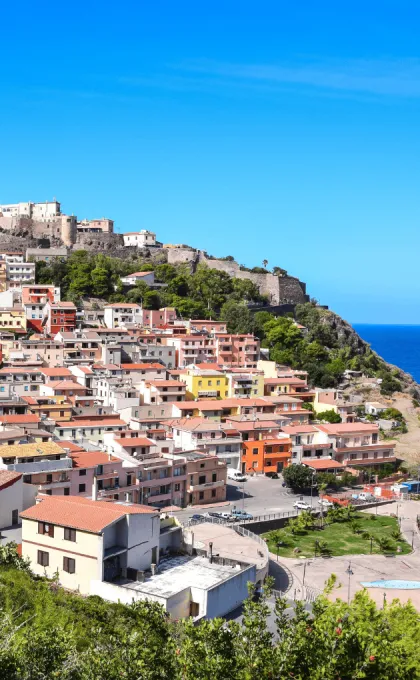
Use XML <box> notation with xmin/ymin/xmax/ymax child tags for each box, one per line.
<box><xmin>0</xmin><ymin>476</ymin><xmax>22</xmax><ymax>528</ymax></box>
<box><xmin>204</xmin><ymin>564</ymin><xmax>256</xmax><ymax>619</ymax></box>
<box><xmin>90</xmin><ymin>579</ymin><xmax>168</xmax><ymax>609</ymax></box>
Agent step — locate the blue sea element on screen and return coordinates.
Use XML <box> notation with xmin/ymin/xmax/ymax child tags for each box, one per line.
<box><xmin>353</xmin><ymin>325</ymin><xmax>420</xmax><ymax>383</ymax></box>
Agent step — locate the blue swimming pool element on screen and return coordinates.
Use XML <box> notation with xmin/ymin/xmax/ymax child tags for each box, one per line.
<box><xmin>361</xmin><ymin>580</ymin><xmax>420</xmax><ymax>589</ymax></box>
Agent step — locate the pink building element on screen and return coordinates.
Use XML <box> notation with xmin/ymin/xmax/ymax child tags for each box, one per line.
<box><xmin>214</xmin><ymin>334</ymin><xmax>260</xmax><ymax>368</ymax></box>
<box><xmin>139</xmin><ymin>379</ymin><xmax>186</xmax><ymax>405</ymax></box>
<box><xmin>70</xmin><ymin>451</ymin><xmax>139</xmax><ymax>502</ymax></box>
<box><xmin>162</xmin><ymin>335</ymin><xmax>214</xmax><ymax>367</ymax></box>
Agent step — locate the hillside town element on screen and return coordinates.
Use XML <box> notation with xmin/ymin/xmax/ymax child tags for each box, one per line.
<box><xmin>0</xmin><ymin>200</ymin><xmax>413</xmax><ymax>622</ymax></box>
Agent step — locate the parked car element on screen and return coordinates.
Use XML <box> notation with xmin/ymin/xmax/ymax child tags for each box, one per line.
<box><xmin>203</xmin><ymin>511</ymin><xmax>222</xmax><ymax>519</ymax></box>
<box><xmin>358</xmin><ymin>492</ymin><xmax>375</xmax><ymax>502</ymax></box>
<box><xmin>190</xmin><ymin>514</ymin><xmax>203</xmax><ymax>521</ymax></box>
<box><xmin>227</xmin><ymin>469</ymin><xmax>247</xmax><ymax>482</ymax></box>
<box><xmin>230</xmin><ymin>509</ymin><xmax>254</xmax><ymax>520</ymax></box>
<box><xmin>265</xmin><ymin>472</ymin><xmax>279</xmax><ymax>479</ymax></box>
<box><xmin>219</xmin><ymin>512</ymin><xmax>235</xmax><ymax>521</ymax></box>
<box><xmin>293</xmin><ymin>501</ymin><xmax>311</xmax><ymax>510</ymax></box>
<box><xmin>318</xmin><ymin>499</ymin><xmax>334</xmax><ymax>508</ymax></box>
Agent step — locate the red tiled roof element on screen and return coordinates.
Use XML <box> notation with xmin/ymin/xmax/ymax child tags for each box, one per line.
<box><xmin>147</xmin><ymin>380</ymin><xmax>184</xmax><ymax>387</ymax></box>
<box><xmin>114</xmin><ymin>437</ymin><xmax>154</xmax><ymax>447</ymax></box>
<box><xmin>40</xmin><ymin>368</ymin><xmax>72</xmax><ymax>377</ymax></box>
<box><xmin>304</xmin><ymin>459</ymin><xmax>345</xmax><ymax>470</ymax></box>
<box><xmin>316</xmin><ymin>423</ymin><xmax>379</xmax><ymax>434</ymax></box>
<box><xmin>48</xmin><ymin>381</ymin><xmax>84</xmax><ymax>390</ymax></box>
<box><xmin>105</xmin><ymin>303</ymin><xmax>140</xmax><ymax>308</ymax></box>
<box><xmin>50</xmin><ymin>302</ymin><xmax>76</xmax><ymax>309</ymax></box>
<box><xmin>78</xmin><ymin>366</ymin><xmax>93</xmax><ymax>374</ymax></box>
<box><xmin>0</xmin><ymin>470</ymin><xmax>22</xmax><ymax>491</ymax></box>
<box><xmin>0</xmin><ymin>414</ymin><xmax>40</xmax><ymax>424</ymax></box>
<box><xmin>58</xmin><ymin>419</ymin><xmax>126</xmax><ymax>428</ymax></box>
<box><xmin>121</xmin><ymin>363</ymin><xmax>164</xmax><ymax>370</ymax></box>
<box><xmin>71</xmin><ymin>451</ymin><xmax>120</xmax><ymax>468</ymax></box>
<box><xmin>56</xmin><ymin>441</ymin><xmax>85</xmax><ymax>452</ymax></box>
<box><xmin>20</xmin><ymin>495</ymin><xmax>157</xmax><ymax>533</ymax></box>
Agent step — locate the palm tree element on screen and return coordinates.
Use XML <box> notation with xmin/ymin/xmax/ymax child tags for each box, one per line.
<box><xmin>262</xmin><ymin>259</ymin><xmax>268</xmax><ymax>269</ymax></box>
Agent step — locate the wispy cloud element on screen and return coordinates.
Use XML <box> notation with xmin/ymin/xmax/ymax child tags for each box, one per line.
<box><xmin>178</xmin><ymin>57</ymin><xmax>420</xmax><ymax>98</ymax></box>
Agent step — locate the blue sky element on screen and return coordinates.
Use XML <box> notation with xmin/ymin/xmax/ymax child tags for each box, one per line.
<box><xmin>1</xmin><ymin>1</ymin><xmax>420</xmax><ymax>323</ymax></box>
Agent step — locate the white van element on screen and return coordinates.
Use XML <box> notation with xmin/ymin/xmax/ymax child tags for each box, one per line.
<box><xmin>227</xmin><ymin>469</ymin><xmax>247</xmax><ymax>482</ymax></box>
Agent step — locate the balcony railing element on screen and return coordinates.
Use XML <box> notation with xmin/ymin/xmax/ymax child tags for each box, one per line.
<box><xmin>189</xmin><ymin>479</ymin><xmax>224</xmax><ymax>491</ymax></box>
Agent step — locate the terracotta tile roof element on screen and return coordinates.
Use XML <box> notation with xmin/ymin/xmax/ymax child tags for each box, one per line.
<box><xmin>316</xmin><ymin>423</ymin><xmax>379</xmax><ymax>434</ymax></box>
<box><xmin>281</xmin><ymin>425</ymin><xmax>318</xmax><ymax>434</ymax></box>
<box><xmin>147</xmin><ymin>380</ymin><xmax>184</xmax><ymax>387</ymax></box>
<box><xmin>0</xmin><ymin>367</ymin><xmax>41</xmax><ymax>374</ymax></box>
<box><xmin>56</xmin><ymin>441</ymin><xmax>85</xmax><ymax>452</ymax></box>
<box><xmin>128</xmin><ymin>271</ymin><xmax>153</xmax><ymax>277</ymax></box>
<box><xmin>78</xmin><ymin>366</ymin><xmax>93</xmax><ymax>374</ymax></box>
<box><xmin>40</xmin><ymin>368</ymin><xmax>72</xmax><ymax>377</ymax></box>
<box><xmin>121</xmin><ymin>363</ymin><xmax>164</xmax><ymax>370</ymax></box>
<box><xmin>71</xmin><ymin>451</ymin><xmax>120</xmax><ymax>468</ymax></box>
<box><xmin>58</xmin><ymin>419</ymin><xmax>126</xmax><ymax>428</ymax></box>
<box><xmin>304</xmin><ymin>459</ymin><xmax>344</xmax><ymax>470</ymax></box>
<box><xmin>20</xmin><ymin>495</ymin><xmax>157</xmax><ymax>533</ymax></box>
<box><xmin>48</xmin><ymin>381</ymin><xmax>84</xmax><ymax>390</ymax></box>
<box><xmin>265</xmin><ymin>377</ymin><xmax>306</xmax><ymax>385</ymax></box>
<box><xmin>49</xmin><ymin>301</ymin><xmax>76</xmax><ymax>309</ymax></box>
<box><xmin>0</xmin><ymin>414</ymin><xmax>40</xmax><ymax>424</ymax></box>
<box><xmin>114</xmin><ymin>437</ymin><xmax>154</xmax><ymax>447</ymax></box>
<box><xmin>0</xmin><ymin>470</ymin><xmax>22</xmax><ymax>491</ymax></box>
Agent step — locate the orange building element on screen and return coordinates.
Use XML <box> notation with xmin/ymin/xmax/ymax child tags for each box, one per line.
<box><xmin>242</xmin><ymin>437</ymin><xmax>292</xmax><ymax>475</ymax></box>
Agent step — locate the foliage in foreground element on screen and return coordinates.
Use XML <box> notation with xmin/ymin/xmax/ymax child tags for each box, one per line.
<box><xmin>0</xmin><ymin>552</ymin><xmax>420</xmax><ymax>679</ymax></box>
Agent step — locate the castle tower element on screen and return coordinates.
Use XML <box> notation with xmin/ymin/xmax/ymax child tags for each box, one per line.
<box><xmin>60</xmin><ymin>215</ymin><xmax>77</xmax><ymax>246</ymax></box>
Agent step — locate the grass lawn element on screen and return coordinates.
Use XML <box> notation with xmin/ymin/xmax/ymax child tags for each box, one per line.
<box><xmin>263</xmin><ymin>512</ymin><xmax>411</xmax><ymax>558</ymax></box>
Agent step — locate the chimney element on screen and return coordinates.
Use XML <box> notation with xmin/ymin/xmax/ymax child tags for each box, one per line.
<box><xmin>208</xmin><ymin>541</ymin><xmax>213</xmax><ymax>564</ymax></box>
<box><xmin>92</xmin><ymin>474</ymin><xmax>98</xmax><ymax>501</ymax></box>
<box><xmin>151</xmin><ymin>563</ymin><xmax>156</xmax><ymax>576</ymax></box>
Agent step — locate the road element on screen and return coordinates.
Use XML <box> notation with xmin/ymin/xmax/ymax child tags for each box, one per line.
<box><xmin>173</xmin><ymin>475</ymin><xmax>316</xmax><ymax>523</ymax></box>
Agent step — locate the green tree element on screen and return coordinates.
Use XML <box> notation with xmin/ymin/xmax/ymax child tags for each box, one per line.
<box><xmin>220</xmin><ymin>300</ymin><xmax>254</xmax><ymax>334</ymax></box>
<box><xmin>91</xmin><ymin>266</ymin><xmax>112</xmax><ymax>298</ymax></box>
<box><xmin>316</xmin><ymin>409</ymin><xmax>342</xmax><ymax>423</ymax></box>
<box><xmin>283</xmin><ymin>464</ymin><xmax>316</xmax><ymax>491</ymax></box>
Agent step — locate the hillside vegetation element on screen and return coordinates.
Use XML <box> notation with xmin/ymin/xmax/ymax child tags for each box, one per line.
<box><xmin>1</xmin><ymin>545</ymin><xmax>420</xmax><ymax>680</ymax></box>
<box><xmin>34</xmin><ymin>251</ymin><xmax>417</xmax><ymax>395</ymax></box>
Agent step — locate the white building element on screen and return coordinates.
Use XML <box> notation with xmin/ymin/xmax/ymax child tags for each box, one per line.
<box><xmin>171</xmin><ymin>420</ymin><xmax>242</xmax><ymax>470</ymax></box>
<box><xmin>0</xmin><ymin>201</ymin><xmax>61</xmax><ymax>221</ymax></box>
<box><xmin>103</xmin><ymin>304</ymin><xmax>142</xmax><ymax>329</ymax></box>
<box><xmin>6</xmin><ymin>261</ymin><xmax>35</xmax><ymax>289</ymax></box>
<box><xmin>123</xmin><ymin>231</ymin><xmax>157</xmax><ymax>248</ymax></box>
<box><xmin>0</xmin><ymin>470</ymin><xmax>22</xmax><ymax>528</ymax></box>
<box><xmin>120</xmin><ymin>271</ymin><xmax>155</xmax><ymax>286</ymax></box>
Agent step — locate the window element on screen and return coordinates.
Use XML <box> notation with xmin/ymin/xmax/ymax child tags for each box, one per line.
<box><xmin>64</xmin><ymin>527</ymin><xmax>76</xmax><ymax>542</ymax></box>
<box><xmin>212</xmin><ymin>472</ymin><xmax>217</xmax><ymax>482</ymax></box>
<box><xmin>63</xmin><ymin>557</ymin><xmax>76</xmax><ymax>574</ymax></box>
<box><xmin>199</xmin><ymin>475</ymin><xmax>206</xmax><ymax>484</ymax></box>
<box><xmin>78</xmin><ymin>483</ymin><xmax>86</xmax><ymax>493</ymax></box>
<box><xmin>199</xmin><ymin>491</ymin><xmax>204</xmax><ymax>500</ymax></box>
<box><xmin>211</xmin><ymin>489</ymin><xmax>216</xmax><ymax>497</ymax></box>
<box><xmin>64</xmin><ymin>488</ymin><xmax>70</xmax><ymax>496</ymax></box>
<box><xmin>79</xmin><ymin>469</ymin><xmax>86</xmax><ymax>476</ymax></box>
<box><xmin>37</xmin><ymin>550</ymin><xmax>49</xmax><ymax>567</ymax></box>
<box><xmin>38</xmin><ymin>522</ymin><xmax>54</xmax><ymax>537</ymax></box>
<box><xmin>174</xmin><ymin>483</ymin><xmax>180</xmax><ymax>492</ymax></box>
<box><xmin>252</xmin><ymin>448</ymin><xmax>258</xmax><ymax>455</ymax></box>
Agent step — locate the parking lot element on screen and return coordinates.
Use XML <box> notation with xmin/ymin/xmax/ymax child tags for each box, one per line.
<box><xmin>174</xmin><ymin>474</ymin><xmax>315</xmax><ymax>523</ymax></box>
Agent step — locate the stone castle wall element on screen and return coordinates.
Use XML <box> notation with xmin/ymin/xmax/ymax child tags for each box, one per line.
<box><xmin>167</xmin><ymin>248</ymin><xmax>308</xmax><ymax>304</ymax></box>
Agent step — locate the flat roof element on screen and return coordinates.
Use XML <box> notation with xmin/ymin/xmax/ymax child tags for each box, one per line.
<box><xmin>118</xmin><ymin>554</ymin><xmax>245</xmax><ymax>599</ymax></box>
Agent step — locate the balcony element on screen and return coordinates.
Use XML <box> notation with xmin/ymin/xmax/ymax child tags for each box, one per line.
<box><xmin>5</xmin><ymin>457</ymin><xmax>72</xmax><ymax>474</ymax></box>
<box><xmin>97</xmin><ymin>470</ymin><xmax>120</xmax><ymax>480</ymax></box>
<box><xmin>189</xmin><ymin>479</ymin><xmax>225</xmax><ymax>491</ymax></box>
<box><xmin>38</xmin><ymin>478</ymin><xmax>71</xmax><ymax>490</ymax></box>
<box><xmin>98</xmin><ymin>482</ymin><xmax>138</xmax><ymax>496</ymax></box>
<box><xmin>197</xmin><ymin>390</ymin><xmax>218</xmax><ymax>397</ymax></box>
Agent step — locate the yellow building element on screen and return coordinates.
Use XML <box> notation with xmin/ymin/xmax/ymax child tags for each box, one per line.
<box><xmin>25</xmin><ymin>395</ymin><xmax>73</xmax><ymax>421</ymax></box>
<box><xmin>180</xmin><ymin>367</ymin><xmax>229</xmax><ymax>400</ymax></box>
<box><xmin>0</xmin><ymin>306</ymin><xmax>27</xmax><ymax>333</ymax></box>
<box><xmin>20</xmin><ymin>496</ymin><xmax>160</xmax><ymax>596</ymax></box>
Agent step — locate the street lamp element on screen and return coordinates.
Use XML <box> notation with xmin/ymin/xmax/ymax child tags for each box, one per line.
<box><xmin>276</xmin><ymin>541</ymin><xmax>283</xmax><ymax>562</ymax></box>
<box><xmin>345</xmin><ymin>562</ymin><xmax>354</xmax><ymax>604</ymax></box>
<box><xmin>310</xmin><ymin>470</ymin><xmax>316</xmax><ymax>509</ymax></box>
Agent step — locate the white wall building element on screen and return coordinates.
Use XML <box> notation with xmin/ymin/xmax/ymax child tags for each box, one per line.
<box><xmin>123</xmin><ymin>231</ymin><xmax>157</xmax><ymax>248</ymax></box>
<box><xmin>0</xmin><ymin>470</ymin><xmax>22</xmax><ymax>528</ymax></box>
<box><xmin>103</xmin><ymin>304</ymin><xmax>142</xmax><ymax>329</ymax></box>
<box><xmin>0</xmin><ymin>201</ymin><xmax>61</xmax><ymax>221</ymax></box>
